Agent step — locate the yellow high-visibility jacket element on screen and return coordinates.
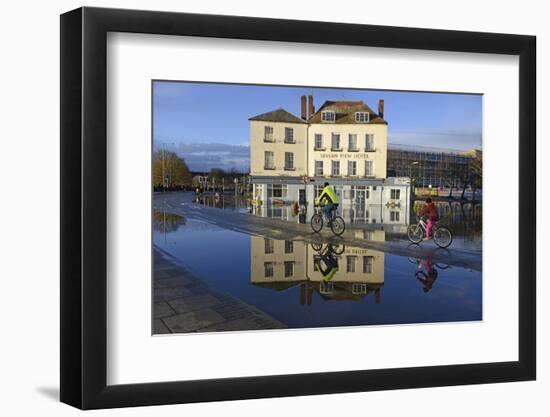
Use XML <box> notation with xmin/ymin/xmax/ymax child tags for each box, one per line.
<box><xmin>315</xmin><ymin>185</ymin><xmax>340</xmax><ymax>206</ymax></box>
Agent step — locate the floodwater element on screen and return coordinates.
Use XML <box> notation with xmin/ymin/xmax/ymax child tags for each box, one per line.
<box><xmin>153</xmin><ymin>210</ymin><xmax>482</xmax><ymax>330</ymax></box>
<box><xmin>193</xmin><ymin>194</ymin><xmax>483</xmax><ymax>251</ymax></box>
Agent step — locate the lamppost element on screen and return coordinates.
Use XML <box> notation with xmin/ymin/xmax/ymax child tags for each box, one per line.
<box><xmin>409</xmin><ymin>161</ymin><xmax>419</xmax><ymax>192</ymax></box>
<box><xmin>161</xmin><ymin>142</ymin><xmax>176</xmax><ymax>191</ymax></box>
<box><xmin>301</xmin><ymin>175</ymin><xmax>307</xmax><ymax>203</ymax></box>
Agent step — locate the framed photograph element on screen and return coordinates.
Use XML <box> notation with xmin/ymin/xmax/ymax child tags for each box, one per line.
<box><xmin>60</xmin><ymin>7</ymin><xmax>536</xmax><ymax>409</ymax></box>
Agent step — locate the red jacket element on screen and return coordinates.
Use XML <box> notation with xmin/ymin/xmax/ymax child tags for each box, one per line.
<box><xmin>420</xmin><ymin>202</ymin><xmax>439</xmax><ymax>221</ymax></box>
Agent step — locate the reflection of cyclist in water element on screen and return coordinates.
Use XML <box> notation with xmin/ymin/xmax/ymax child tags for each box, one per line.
<box><xmin>315</xmin><ymin>246</ymin><xmax>339</xmax><ymax>282</ymax></box>
<box><xmin>315</xmin><ymin>182</ymin><xmax>339</xmax><ymax>222</ymax></box>
<box><xmin>415</xmin><ymin>257</ymin><xmax>438</xmax><ymax>293</ymax></box>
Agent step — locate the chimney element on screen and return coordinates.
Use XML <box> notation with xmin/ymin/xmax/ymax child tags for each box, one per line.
<box><xmin>378</xmin><ymin>99</ymin><xmax>385</xmax><ymax>119</ymax></box>
<box><xmin>308</xmin><ymin>95</ymin><xmax>314</xmax><ymax>119</ymax></box>
<box><xmin>301</xmin><ymin>95</ymin><xmax>307</xmax><ymax>120</ymax></box>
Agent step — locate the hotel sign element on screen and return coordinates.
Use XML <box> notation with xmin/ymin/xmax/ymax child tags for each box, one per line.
<box><xmin>320</xmin><ymin>153</ymin><xmax>371</xmax><ymax>159</ymax></box>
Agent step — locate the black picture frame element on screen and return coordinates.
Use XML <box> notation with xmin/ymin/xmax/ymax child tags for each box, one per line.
<box><xmin>60</xmin><ymin>6</ymin><xmax>536</xmax><ymax>410</ymax></box>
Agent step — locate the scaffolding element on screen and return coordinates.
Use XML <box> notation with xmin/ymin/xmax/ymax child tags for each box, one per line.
<box><xmin>387</xmin><ymin>144</ymin><xmax>475</xmax><ymax>188</ymax></box>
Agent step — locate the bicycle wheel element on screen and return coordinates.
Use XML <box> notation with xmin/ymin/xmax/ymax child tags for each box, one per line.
<box><xmin>433</xmin><ymin>226</ymin><xmax>453</xmax><ymax>248</ymax></box>
<box><xmin>407</xmin><ymin>224</ymin><xmax>423</xmax><ymax>244</ymax></box>
<box><xmin>311</xmin><ymin>213</ymin><xmax>323</xmax><ymax>233</ymax></box>
<box><xmin>331</xmin><ymin>243</ymin><xmax>346</xmax><ymax>255</ymax></box>
<box><xmin>311</xmin><ymin>243</ymin><xmax>323</xmax><ymax>252</ymax></box>
<box><xmin>330</xmin><ymin>216</ymin><xmax>346</xmax><ymax>236</ymax></box>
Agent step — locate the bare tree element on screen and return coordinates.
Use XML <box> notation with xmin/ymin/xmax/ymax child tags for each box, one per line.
<box><xmin>153</xmin><ymin>150</ymin><xmax>192</xmax><ymax>189</ymax></box>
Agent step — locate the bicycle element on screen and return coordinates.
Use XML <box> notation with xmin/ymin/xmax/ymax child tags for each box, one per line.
<box><xmin>407</xmin><ymin>217</ymin><xmax>453</xmax><ymax>248</ymax></box>
<box><xmin>310</xmin><ymin>205</ymin><xmax>346</xmax><ymax>236</ymax></box>
<box><xmin>310</xmin><ymin>242</ymin><xmax>346</xmax><ymax>255</ymax></box>
<box><xmin>407</xmin><ymin>256</ymin><xmax>450</xmax><ymax>270</ymax></box>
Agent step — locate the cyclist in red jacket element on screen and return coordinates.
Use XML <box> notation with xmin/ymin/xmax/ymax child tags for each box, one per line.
<box><xmin>418</xmin><ymin>198</ymin><xmax>439</xmax><ymax>240</ymax></box>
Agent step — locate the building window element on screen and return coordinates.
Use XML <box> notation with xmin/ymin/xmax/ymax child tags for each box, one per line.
<box><xmin>269</xmin><ymin>207</ymin><xmax>283</xmax><ymax>218</ymax></box>
<box><xmin>355</xmin><ymin>112</ymin><xmax>370</xmax><ymax>123</ymax></box>
<box><xmin>365</xmin><ymin>134</ymin><xmax>375</xmax><ymax>151</ymax></box>
<box><xmin>264</xmin><ymin>151</ymin><xmax>274</xmax><ymax>170</ymax></box>
<box><xmin>390</xmin><ymin>211</ymin><xmax>400</xmax><ymax>222</ymax></box>
<box><xmin>331</xmin><ymin>133</ymin><xmax>341</xmax><ymax>150</ymax></box>
<box><xmin>352</xmin><ymin>283</ymin><xmax>368</xmax><ymax>294</ymax></box>
<box><xmin>267</xmin><ymin>184</ymin><xmax>288</xmax><ymax>198</ymax></box>
<box><xmin>264</xmin><ymin>126</ymin><xmax>274</xmax><ymax>142</ymax></box>
<box><xmin>284</xmin><ymin>152</ymin><xmax>295</xmax><ymax>170</ymax></box>
<box><xmin>264</xmin><ymin>238</ymin><xmax>274</xmax><ymax>254</ymax></box>
<box><xmin>365</xmin><ymin>161</ymin><xmax>374</xmax><ymax>177</ymax></box>
<box><xmin>284</xmin><ymin>261</ymin><xmax>295</xmax><ymax>277</ymax></box>
<box><xmin>344</xmin><ymin>188</ymin><xmax>355</xmax><ymax>200</ymax></box>
<box><xmin>264</xmin><ymin>262</ymin><xmax>274</xmax><ymax>278</ymax></box>
<box><xmin>314</xmin><ymin>185</ymin><xmax>324</xmax><ymax>199</ymax></box>
<box><xmin>284</xmin><ymin>240</ymin><xmax>294</xmax><ymax>254</ymax></box>
<box><xmin>348</xmin><ymin>160</ymin><xmax>357</xmax><ymax>176</ymax></box>
<box><xmin>314</xmin><ymin>134</ymin><xmax>324</xmax><ymax>150</ymax></box>
<box><xmin>284</xmin><ymin>127</ymin><xmax>295</xmax><ymax>143</ymax></box>
<box><xmin>346</xmin><ymin>256</ymin><xmax>357</xmax><ymax>273</ymax></box>
<box><xmin>331</xmin><ymin>160</ymin><xmax>340</xmax><ymax>176</ymax></box>
<box><xmin>313</xmin><ymin>255</ymin><xmax>322</xmax><ymax>271</ymax></box>
<box><xmin>363</xmin><ymin>256</ymin><xmax>374</xmax><ymax>273</ymax></box>
<box><xmin>319</xmin><ymin>281</ymin><xmax>334</xmax><ymax>294</ymax></box>
<box><xmin>390</xmin><ymin>189</ymin><xmax>401</xmax><ymax>200</ymax></box>
<box><xmin>365</xmin><ymin>160</ymin><xmax>374</xmax><ymax>177</ymax></box>
<box><xmin>321</xmin><ymin>111</ymin><xmax>335</xmax><ymax>122</ymax></box>
<box><xmin>348</xmin><ymin>134</ymin><xmax>358</xmax><ymax>151</ymax></box>
<box><xmin>315</xmin><ymin>160</ymin><xmax>324</xmax><ymax>176</ymax></box>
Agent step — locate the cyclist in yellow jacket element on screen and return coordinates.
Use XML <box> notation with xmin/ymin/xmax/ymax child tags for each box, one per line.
<box><xmin>315</xmin><ymin>182</ymin><xmax>340</xmax><ymax>223</ymax></box>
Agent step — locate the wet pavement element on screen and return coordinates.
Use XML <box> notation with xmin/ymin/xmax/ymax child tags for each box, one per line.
<box><xmin>153</xmin><ymin>192</ymin><xmax>482</xmax><ymax>333</ymax></box>
<box><xmin>154</xmin><ymin>192</ymin><xmax>483</xmax><ymax>272</ymax></box>
<box><xmin>154</xmin><ymin>248</ymin><xmax>286</xmax><ymax>334</ymax></box>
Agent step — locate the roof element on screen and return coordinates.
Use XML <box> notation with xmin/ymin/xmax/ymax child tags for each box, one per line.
<box><xmin>249</xmin><ymin>108</ymin><xmax>308</xmax><ymax>124</ymax></box>
<box><xmin>308</xmin><ymin>100</ymin><xmax>387</xmax><ymax>125</ymax></box>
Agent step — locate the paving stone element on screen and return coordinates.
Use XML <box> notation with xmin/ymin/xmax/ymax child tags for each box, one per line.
<box><xmin>153</xmin><ymin>319</ymin><xmax>171</xmax><ymax>334</ymax></box>
<box><xmin>168</xmin><ymin>294</ymin><xmax>220</xmax><ymax>314</ymax></box>
<box><xmin>154</xmin><ymin>270</ymin><xmax>173</xmax><ymax>280</ymax></box>
<box><xmin>198</xmin><ymin>317</ymin><xmax>286</xmax><ymax>332</ymax></box>
<box><xmin>154</xmin><ymin>275</ymin><xmax>195</xmax><ymax>289</ymax></box>
<box><xmin>154</xmin><ymin>286</ymin><xmax>192</xmax><ymax>303</ymax></box>
<box><xmin>163</xmin><ymin>308</ymin><xmax>225</xmax><ymax>332</ymax></box>
<box><xmin>154</xmin><ymin>302</ymin><xmax>175</xmax><ymax>319</ymax></box>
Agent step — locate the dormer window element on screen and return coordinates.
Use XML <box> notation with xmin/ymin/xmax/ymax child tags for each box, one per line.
<box><xmin>321</xmin><ymin>111</ymin><xmax>336</xmax><ymax>122</ymax></box>
<box><xmin>355</xmin><ymin>112</ymin><xmax>370</xmax><ymax>122</ymax></box>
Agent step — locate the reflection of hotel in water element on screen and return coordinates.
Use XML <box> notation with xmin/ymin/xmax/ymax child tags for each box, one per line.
<box><xmin>250</xmin><ymin>235</ymin><xmax>384</xmax><ymax>304</ymax></box>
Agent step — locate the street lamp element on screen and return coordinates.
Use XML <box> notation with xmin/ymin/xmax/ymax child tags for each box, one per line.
<box><xmin>409</xmin><ymin>161</ymin><xmax>419</xmax><ymax>187</ymax></box>
<box><xmin>161</xmin><ymin>141</ymin><xmax>176</xmax><ymax>192</ymax></box>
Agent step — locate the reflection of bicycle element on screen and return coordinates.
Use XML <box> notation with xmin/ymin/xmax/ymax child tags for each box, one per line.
<box><xmin>408</xmin><ymin>257</ymin><xmax>443</xmax><ymax>293</ymax></box>
<box><xmin>407</xmin><ymin>257</ymin><xmax>450</xmax><ymax>270</ymax></box>
<box><xmin>311</xmin><ymin>242</ymin><xmax>346</xmax><ymax>255</ymax></box>
<box><xmin>407</xmin><ymin>217</ymin><xmax>453</xmax><ymax>248</ymax></box>
<box><xmin>311</xmin><ymin>205</ymin><xmax>346</xmax><ymax>236</ymax></box>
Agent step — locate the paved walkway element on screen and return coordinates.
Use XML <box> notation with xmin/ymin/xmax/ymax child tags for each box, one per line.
<box><xmin>154</xmin><ymin>247</ymin><xmax>286</xmax><ymax>334</ymax></box>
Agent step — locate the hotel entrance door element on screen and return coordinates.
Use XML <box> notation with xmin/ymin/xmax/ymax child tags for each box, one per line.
<box><xmin>355</xmin><ymin>186</ymin><xmax>367</xmax><ymax>204</ymax></box>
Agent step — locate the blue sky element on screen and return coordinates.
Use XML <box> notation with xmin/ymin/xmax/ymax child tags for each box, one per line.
<box><xmin>153</xmin><ymin>81</ymin><xmax>482</xmax><ymax>172</ymax></box>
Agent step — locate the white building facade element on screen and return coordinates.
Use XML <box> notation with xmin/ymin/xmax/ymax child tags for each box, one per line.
<box><xmin>249</xmin><ymin>96</ymin><xmax>411</xmax><ymax>228</ymax></box>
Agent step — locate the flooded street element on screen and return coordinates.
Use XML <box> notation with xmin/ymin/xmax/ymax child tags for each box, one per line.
<box><xmin>153</xmin><ymin>201</ymin><xmax>482</xmax><ymax>331</ymax></box>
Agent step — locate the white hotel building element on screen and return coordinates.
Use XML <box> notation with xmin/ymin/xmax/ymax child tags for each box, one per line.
<box><xmin>249</xmin><ymin>96</ymin><xmax>411</xmax><ymax>228</ymax></box>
